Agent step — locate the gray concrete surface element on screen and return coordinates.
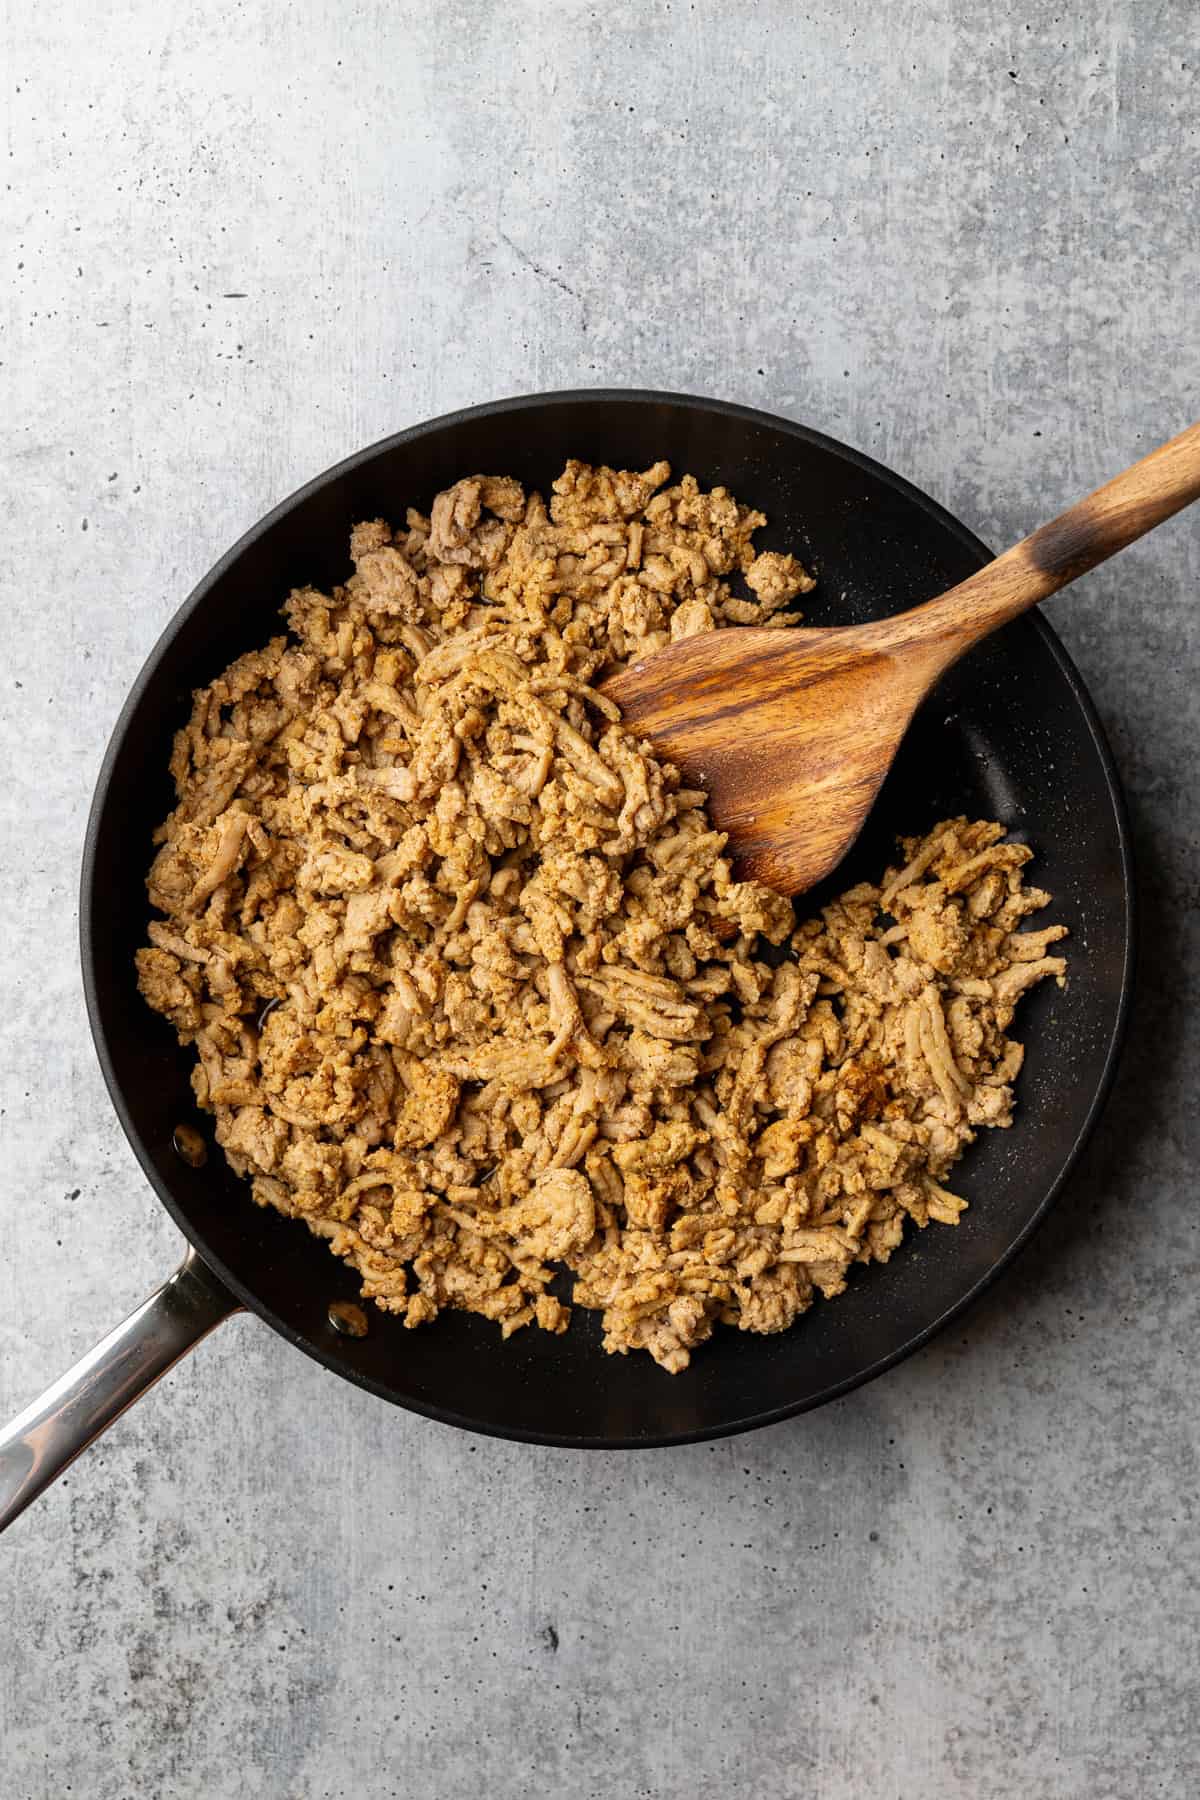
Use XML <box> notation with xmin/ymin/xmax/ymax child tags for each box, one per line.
<box><xmin>2</xmin><ymin>2</ymin><xmax>1198</xmax><ymax>1795</ymax></box>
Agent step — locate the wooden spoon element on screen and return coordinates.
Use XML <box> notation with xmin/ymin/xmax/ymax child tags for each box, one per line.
<box><xmin>603</xmin><ymin>421</ymin><xmax>1200</xmax><ymax>895</ymax></box>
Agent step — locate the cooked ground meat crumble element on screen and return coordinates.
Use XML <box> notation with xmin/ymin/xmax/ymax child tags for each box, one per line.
<box><xmin>137</xmin><ymin>461</ymin><xmax>1067</xmax><ymax>1372</ymax></box>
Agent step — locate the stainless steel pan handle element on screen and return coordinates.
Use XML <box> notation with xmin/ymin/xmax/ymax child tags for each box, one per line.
<box><xmin>0</xmin><ymin>1243</ymin><xmax>241</xmax><ymax>1534</ymax></box>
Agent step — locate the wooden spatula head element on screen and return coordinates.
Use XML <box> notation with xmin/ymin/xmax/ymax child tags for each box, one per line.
<box><xmin>602</xmin><ymin>625</ymin><xmax>935</xmax><ymax>895</ymax></box>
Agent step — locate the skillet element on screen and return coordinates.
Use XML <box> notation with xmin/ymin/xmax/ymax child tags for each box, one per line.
<box><xmin>0</xmin><ymin>390</ymin><xmax>1133</xmax><ymax>1528</ymax></box>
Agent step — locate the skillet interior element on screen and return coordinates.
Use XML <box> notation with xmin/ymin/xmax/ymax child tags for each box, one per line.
<box><xmin>82</xmin><ymin>391</ymin><xmax>1132</xmax><ymax>1446</ymax></box>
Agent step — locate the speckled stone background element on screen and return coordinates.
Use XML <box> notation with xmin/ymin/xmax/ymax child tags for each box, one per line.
<box><xmin>2</xmin><ymin>3</ymin><xmax>1198</xmax><ymax>1795</ymax></box>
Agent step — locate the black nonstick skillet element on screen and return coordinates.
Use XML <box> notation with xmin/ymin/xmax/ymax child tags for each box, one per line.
<box><xmin>0</xmin><ymin>391</ymin><xmax>1133</xmax><ymax>1528</ymax></box>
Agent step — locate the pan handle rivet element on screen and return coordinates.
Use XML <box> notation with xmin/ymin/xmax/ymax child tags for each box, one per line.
<box><xmin>172</xmin><ymin>1123</ymin><xmax>208</xmax><ymax>1169</ymax></box>
<box><xmin>327</xmin><ymin>1301</ymin><xmax>369</xmax><ymax>1338</ymax></box>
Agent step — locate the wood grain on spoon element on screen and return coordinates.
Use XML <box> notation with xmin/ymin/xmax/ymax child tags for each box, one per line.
<box><xmin>602</xmin><ymin>421</ymin><xmax>1200</xmax><ymax>895</ymax></box>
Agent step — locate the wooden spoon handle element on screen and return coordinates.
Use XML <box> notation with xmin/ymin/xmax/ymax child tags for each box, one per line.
<box><xmin>886</xmin><ymin>419</ymin><xmax>1200</xmax><ymax>662</ymax></box>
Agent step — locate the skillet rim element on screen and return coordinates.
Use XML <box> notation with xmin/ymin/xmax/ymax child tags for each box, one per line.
<box><xmin>79</xmin><ymin>387</ymin><xmax>1136</xmax><ymax>1448</ymax></box>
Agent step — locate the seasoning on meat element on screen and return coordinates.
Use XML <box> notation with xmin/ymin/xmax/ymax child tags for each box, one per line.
<box><xmin>137</xmin><ymin>461</ymin><xmax>1065</xmax><ymax>1371</ymax></box>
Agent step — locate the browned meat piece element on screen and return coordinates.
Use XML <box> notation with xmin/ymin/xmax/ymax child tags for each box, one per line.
<box><xmin>744</xmin><ymin>550</ymin><xmax>816</xmax><ymax>615</ymax></box>
<box><xmin>427</xmin><ymin>475</ymin><xmax>525</xmax><ymax>569</ymax></box>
